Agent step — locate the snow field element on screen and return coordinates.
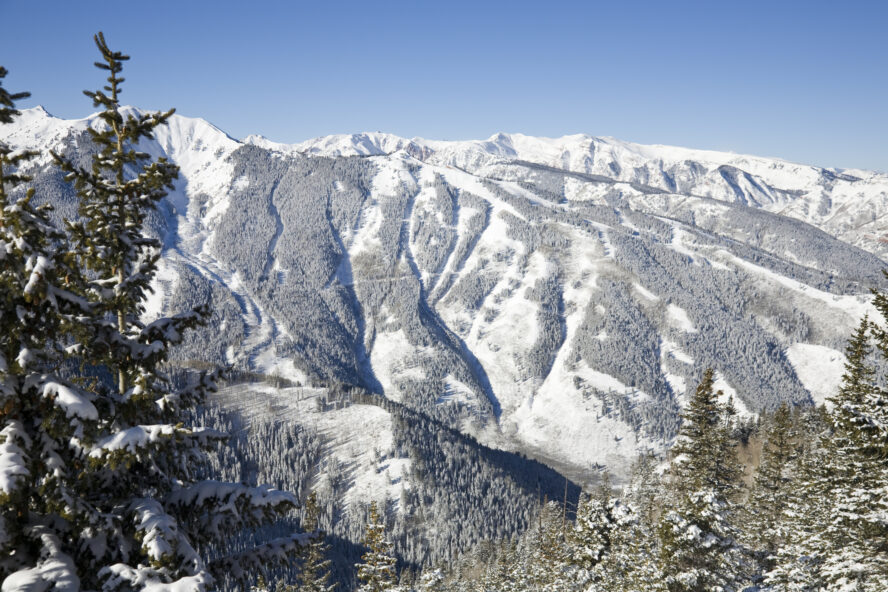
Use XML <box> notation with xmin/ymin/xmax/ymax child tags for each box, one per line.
<box><xmin>785</xmin><ymin>343</ymin><xmax>847</xmax><ymax>407</ymax></box>
<box><xmin>212</xmin><ymin>384</ymin><xmax>411</xmax><ymax>511</ymax></box>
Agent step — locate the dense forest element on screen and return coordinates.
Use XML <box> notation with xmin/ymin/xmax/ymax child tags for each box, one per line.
<box><xmin>236</xmin><ymin>319</ymin><xmax>888</xmax><ymax>591</ymax></box>
<box><xmin>2</xmin><ymin>34</ymin><xmax>888</xmax><ymax>592</ymax></box>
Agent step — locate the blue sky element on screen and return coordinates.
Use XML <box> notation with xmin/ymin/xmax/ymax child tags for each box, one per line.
<box><xmin>2</xmin><ymin>0</ymin><xmax>886</xmax><ymax>170</ymax></box>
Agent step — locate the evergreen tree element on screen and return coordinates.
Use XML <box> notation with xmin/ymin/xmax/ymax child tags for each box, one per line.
<box><xmin>483</xmin><ymin>539</ymin><xmax>520</xmax><ymax>592</ymax></box>
<box><xmin>572</xmin><ymin>492</ymin><xmax>630</xmax><ymax>590</ymax></box>
<box><xmin>612</xmin><ymin>512</ymin><xmax>667</xmax><ymax>592</ymax></box>
<box><xmin>625</xmin><ymin>450</ymin><xmax>663</xmax><ymax>529</ymax></box>
<box><xmin>618</xmin><ymin>458</ymin><xmax>668</xmax><ymax>592</ymax></box>
<box><xmin>357</xmin><ymin>501</ymin><xmax>398</xmax><ymax>592</ymax></box>
<box><xmin>570</xmin><ymin>481</ymin><xmax>665</xmax><ymax>592</ymax></box>
<box><xmin>815</xmin><ymin>314</ymin><xmax>888</xmax><ymax>590</ymax></box>
<box><xmin>415</xmin><ymin>568</ymin><xmax>445</xmax><ymax>591</ymax></box>
<box><xmin>658</xmin><ymin>369</ymin><xmax>749</xmax><ymax>592</ymax></box>
<box><xmin>0</xmin><ymin>66</ymin><xmax>94</xmax><ymax>590</ymax></box>
<box><xmin>523</xmin><ymin>500</ymin><xmax>572</xmax><ymax>590</ymax></box>
<box><xmin>2</xmin><ymin>35</ymin><xmax>307</xmax><ymax>590</ymax></box>
<box><xmin>52</xmin><ymin>32</ymin><xmax>190</xmax><ymax>404</ymax></box>
<box><xmin>296</xmin><ymin>491</ymin><xmax>336</xmax><ymax>592</ymax></box>
<box><xmin>571</xmin><ymin>488</ymin><xmax>619</xmax><ymax>575</ymax></box>
<box><xmin>744</xmin><ymin>403</ymin><xmax>797</xmax><ymax>566</ymax></box>
<box><xmin>762</xmin><ymin>440</ymin><xmax>827</xmax><ymax>592</ymax></box>
<box><xmin>765</xmin><ymin>319</ymin><xmax>887</xmax><ymax>591</ymax></box>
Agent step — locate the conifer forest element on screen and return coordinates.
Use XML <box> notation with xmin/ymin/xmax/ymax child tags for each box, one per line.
<box><xmin>2</xmin><ymin>33</ymin><xmax>888</xmax><ymax>592</ymax></box>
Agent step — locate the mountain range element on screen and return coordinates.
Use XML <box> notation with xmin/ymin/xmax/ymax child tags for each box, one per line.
<box><xmin>3</xmin><ymin>106</ymin><xmax>885</xmax><ymax>484</ymax></box>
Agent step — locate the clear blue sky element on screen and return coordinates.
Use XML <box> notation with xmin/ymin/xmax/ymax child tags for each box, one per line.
<box><xmin>2</xmin><ymin>0</ymin><xmax>886</xmax><ymax>171</ymax></box>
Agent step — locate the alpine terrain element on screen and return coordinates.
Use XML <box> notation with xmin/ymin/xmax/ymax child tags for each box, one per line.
<box><xmin>2</xmin><ymin>106</ymin><xmax>885</xmax><ymax>486</ymax></box>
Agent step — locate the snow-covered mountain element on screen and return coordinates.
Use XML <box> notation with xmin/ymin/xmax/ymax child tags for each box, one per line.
<box><xmin>4</xmin><ymin>107</ymin><xmax>886</xmax><ymax>482</ymax></box>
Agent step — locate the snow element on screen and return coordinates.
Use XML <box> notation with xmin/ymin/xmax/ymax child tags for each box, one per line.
<box><xmin>437</xmin><ymin>166</ymin><xmax>527</xmax><ymax>221</ymax></box>
<box><xmin>23</xmin><ymin>256</ymin><xmax>50</xmax><ymax>295</ymax></box>
<box><xmin>15</xmin><ymin>348</ymin><xmax>34</xmax><ymax>369</ymax></box>
<box><xmin>232</xmin><ymin>174</ymin><xmax>250</xmax><ymax>191</ymax></box>
<box><xmin>8</xmin><ymin>109</ymin><xmax>888</xmax><ymax>263</ymax></box>
<box><xmin>1</xmin><ymin>528</ymin><xmax>80</xmax><ymax>592</ymax></box>
<box><xmin>0</xmin><ymin>107</ymin><xmax>90</xmax><ymax>168</ymax></box>
<box><xmin>786</xmin><ymin>343</ymin><xmax>847</xmax><ymax>406</ymax></box>
<box><xmin>661</xmin><ymin>339</ymin><xmax>694</xmax><ymax>365</ymax></box>
<box><xmin>41</xmin><ymin>382</ymin><xmax>97</xmax><ymax>420</ymax></box>
<box><xmin>438</xmin><ymin>376</ymin><xmax>476</xmax><ymax>405</ymax></box>
<box><xmin>453</xmin><ymin>248</ymin><xmax>545</xmax><ymax>416</ymax></box>
<box><xmin>370</xmin><ymin>329</ymin><xmax>424</xmax><ymax>398</ymax></box>
<box><xmin>141</xmin><ymin>575</ymin><xmax>210</xmax><ymax>592</ymax></box>
<box><xmin>129</xmin><ymin>498</ymin><xmax>189</xmax><ymax>561</ymax></box>
<box><xmin>89</xmin><ymin>425</ymin><xmax>223</xmax><ymax>455</ymax></box>
<box><xmin>713</xmin><ymin>372</ymin><xmax>755</xmax><ymax>419</ymax></box>
<box><xmin>242</xmin><ymin>129</ymin><xmax>888</xmax><ymax>257</ymax></box>
<box><xmin>255</xmin><ymin>131</ymin><xmax>420</xmax><ymax>158</ymax></box>
<box><xmin>90</xmin><ymin>425</ymin><xmax>178</xmax><ymax>454</ymax></box>
<box><xmin>341</xmin><ymin>159</ymin><xmax>400</xmax><ymax>258</ymax></box>
<box><xmin>665</xmin><ymin>372</ymin><xmax>687</xmax><ymax>398</ymax></box>
<box><xmin>0</xmin><ymin>421</ymin><xmax>30</xmax><ymax>495</ymax></box>
<box><xmin>142</xmin><ymin>259</ymin><xmax>180</xmax><ymax>323</ymax></box>
<box><xmin>489</xmin><ymin>229</ymin><xmax>662</xmax><ymax>483</ymax></box>
<box><xmin>666</xmin><ymin>304</ymin><xmax>697</xmax><ymax>333</ymax></box>
<box><xmin>669</xmin><ymin>227</ymin><xmax>699</xmax><ymax>265</ymax></box>
<box><xmin>251</xmin><ymin>348</ymin><xmax>307</xmax><ymax>385</ymax></box>
<box><xmin>167</xmin><ymin>481</ymin><xmax>297</xmax><ymax>511</ymax></box>
<box><xmin>725</xmin><ymin>252</ymin><xmax>875</xmax><ymax>323</ymax></box>
<box><xmin>633</xmin><ymin>282</ymin><xmax>659</xmax><ymax>302</ymax></box>
<box><xmin>660</xmin><ymin>339</ymin><xmax>693</xmax><ymax>403</ymax></box>
<box><xmin>99</xmin><ymin>564</ymin><xmax>210</xmax><ymax>592</ymax></box>
<box><xmin>508</xmin><ymin>353</ymin><xmax>654</xmax><ymax>483</ymax></box>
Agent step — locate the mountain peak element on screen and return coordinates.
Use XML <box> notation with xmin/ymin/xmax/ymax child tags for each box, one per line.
<box><xmin>28</xmin><ymin>105</ymin><xmax>52</xmax><ymax>117</ymax></box>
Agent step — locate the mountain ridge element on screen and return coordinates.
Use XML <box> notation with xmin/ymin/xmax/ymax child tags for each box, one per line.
<box><xmin>21</xmin><ymin>106</ymin><xmax>883</xmax><ymax>177</ymax></box>
<box><xmin>3</xmin><ymin>106</ymin><xmax>886</xmax><ymax>482</ymax></box>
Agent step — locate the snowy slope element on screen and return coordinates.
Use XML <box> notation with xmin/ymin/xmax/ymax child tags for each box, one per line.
<box><xmin>213</xmin><ymin>383</ymin><xmax>409</xmax><ymax>510</ymax></box>
<box><xmin>4</xmin><ymin>107</ymin><xmax>886</xmax><ymax>482</ymax></box>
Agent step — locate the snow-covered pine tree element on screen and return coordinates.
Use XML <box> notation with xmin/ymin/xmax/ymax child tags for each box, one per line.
<box><xmin>483</xmin><ymin>539</ymin><xmax>520</xmax><ymax>592</ymax></box>
<box><xmin>759</xmin><ymin>400</ymin><xmax>833</xmax><ymax>592</ymax></box>
<box><xmin>0</xmin><ymin>66</ymin><xmax>97</xmax><ymax>591</ymax></box>
<box><xmin>571</xmin><ymin>487</ymin><xmax>619</xmax><ymax>575</ymax></box>
<box><xmin>572</xmin><ymin>491</ymin><xmax>630</xmax><ymax>589</ymax></box>
<box><xmin>612</xmin><ymin>512</ymin><xmax>667</xmax><ymax>592</ymax></box>
<box><xmin>414</xmin><ymin>568</ymin><xmax>445</xmax><ymax>591</ymax></box>
<box><xmin>357</xmin><ymin>501</ymin><xmax>398</xmax><ymax>592</ymax></box>
<box><xmin>762</xmin><ymin>447</ymin><xmax>827</xmax><ymax>591</ymax></box>
<box><xmin>625</xmin><ymin>450</ymin><xmax>663</xmax><ymax>530</ymax></box>
<box><xmin>658</xmin><ymin>368</ymin><xmax>750</xmax><ymax>592</ymax></box>
<box><xmin>521</xmin><ymin>500</ymin><xmax>573</xmax><ymax>590</ymax></box>
<box><xmin>615</xmin><ymin>452</ymin><xmax>668</xmax><ymax>592</ymax></box>
<box><xmin>570</xmin><ymin>479</ymin><xmax>665</xmax><ymax>592</ymax></box>
<box><xmin>4</xmin><ymin>33</ymin><xmax>306</xmax><ymax>590</ymax></box>
<box><xmin>814</xmin><ymin>312</ymin><xmax>888</xmax><ymax>590</ymax></box>
<box><xmin>295</xmin><ymin>492</ymin><xmax>336</xmax><ymax>592</ymax></box>
<box><xmin>744</xmin><ymin>403</ymin><xmax>797</xmax><ymax>569</ymax></box>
